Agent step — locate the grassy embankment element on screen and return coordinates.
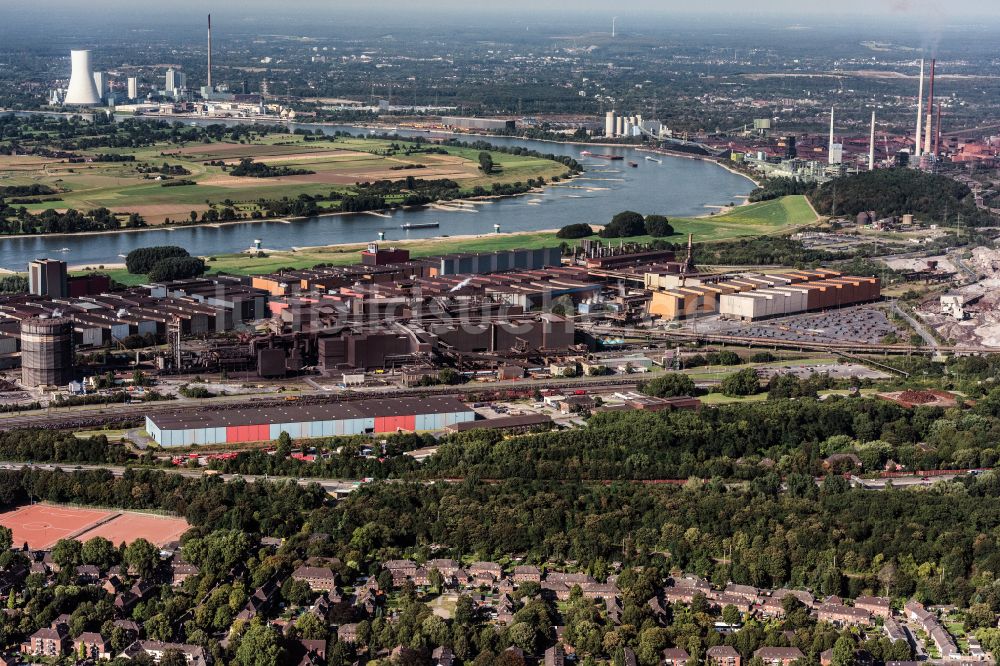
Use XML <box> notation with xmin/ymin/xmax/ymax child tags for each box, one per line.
<box><xmin>88</xmin><ymin>194</ymin><xmax>818</xmax><ymax>286</ymax></box>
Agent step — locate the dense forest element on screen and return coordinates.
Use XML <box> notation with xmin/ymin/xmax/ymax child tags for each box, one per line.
<box><xmin>419</xmin><ymin>389</ymin><xmax>1000</xmax><ymax>481</ymax></box>
<box><xmin>312</xmin><ymin>472</ymin><xmax>1000</xmax><ymax>609</ymax></box>
<box><xmin>809</xmin><ymin>169</ymin><xmax>992</xmax><ymax>226</ymax></box>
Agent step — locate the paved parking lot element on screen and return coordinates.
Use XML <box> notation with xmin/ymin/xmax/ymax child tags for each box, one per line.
<box><xmin>726</xmin><ymin>307</ymin><xmax>901</xmax><ymax>345</ymax></box>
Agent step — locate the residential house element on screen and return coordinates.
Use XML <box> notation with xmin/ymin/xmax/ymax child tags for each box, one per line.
<box><xmin>237</xmin><ymin>578</ymin><xmax>279</xmax><ymax>622</ymax></box>
<box><xmin>904</xmin><ymin>600</ymin><xmax>959</xmax><ymax>660</ymax></box>
<box><xmin>21</xmin><ymin>626</ymin><xmax>68</xmax><ymax>658</ymax></box>
<box><xmin>709</xmin><ymin>592</ymin><xmax>753</xmax><ymax>614</ymax></box>
<box><xmin>817</xmin><ymin>603</ymin><xmax>873</xmax><ymax>627</ymax></box>
<box><xmin>854</xmin><ymin>596</ymin><xmax>891</xmax><ymax>618</ymax></box>
<box><xmin>542</xmin><ymin>581</ymin><xmax>574</xmax><ymax>601</ymax></box>
<box><xmin>707</xmin><ymin>645</ymin><xmax>741</xmax><ymax>666</ymax></box>
<box><xmin>427</xmin><ymin>559</ymin><xmax>461</xmax><ymax>577</ymax></box>
<box><xmin>545</xmin><ymin>645</ymin><xmax>566</xmax><ymax>666</ymax></box>
<box><xmin>412</xmin><ymin>567</ymin><xmax>431</xmax><ymax>587</ymax></box>
<box><xmin>606</xmin><ymin>597</ymin><xmax>623</xmax><ymax>625</ymax></box>
<box><xmin>114</xmin><ymin>590</ymin><xmax>140</xmax><ymax>613</ymax></box>
<box><xmin>384</xmin><ymin>560</ymin><xmax>417</xmax><ymax>586</ymax></box>
<box><xmin>580</xmin><ymin>582</ymin><xmax>620</xmax><ymax>600</ymax></box>
<box><xmin>883</xmin><ymin>617</ymin><xmax>909</xmax><ymax>643</ymax></box>
<box><xmin>170</xmin><ymin>563</ymin><xmax>200</xmax><ymax>586</ymax></box>
<box><xmin>496</xmin><ymin>595</ymin><xmax>516</xmax><ymax>624</ymax></box>
<box><xmin>772</xmin><ymin>588</ymin><xmax>815</xmax><ymax>608</ymax></box>
<box><xmin>103</xmin><ymin>574</ymin><xmax>125</xmax><ymax>596</ymax></box>
<box><xmin>309</xmin><ymin>594</ymin><xmax>333</xmax><ymax>622</ymax></box>
<box><xmin>121</xmin><ymin>640</ymin><xmax>209</xmax><ymax>665</ymax></box>
<box><xmin>74</xmin><ymin>632</ymin><xmax>111</xmax><ymax>661</ymax></box>
<box><xmin>338</xmin><ymin>624</ymin><xmax>360</xmax><ymax>644</ymax></box>
<box><xmin>759</xmin><ymin>597</ymin><xmax>786</xmax><ymax>617</ymax></box>
<box><xmin>289</xmin><ymin>639</ymin><xmax>326</xmax><ymax>666</ymax></box>
<box><xmin>292</xmin><ymin>566</ymin><xmax>338</xmax><ymax>592</ymax></box>
<box><xmin>967</xmin><ymin>635</ymin><xmax>989</xmax><ymax>661</ymax></box>
<box><xmin>354</xmin><ymin>588</ymin><xmax>378</xmax><ymax>615</ymax></box>
<box><xmin>823</xmin><ymin>452</ymin><xmax>863</xmax><ymax>471</ymax></box>
<box><xmin>754</xmin><ymin>647</ymin><xmax>805</xmax><ymax>666</ymax></box>
<box><xmin>469</xmin><ymin>562</ymin><xmax>502</xmax><ymax>579</ymax></box>
<box><xmin>75</xmin><ymin>565</ymin><xmax>100</xmax><ymax>584</ymax></box>
<box><xmin>622</xmin><ymin>647</ymin><xmax>638</xmax><ymax>666</ymax></box>
<box><xmin>513</xmin><ymin>565</ymin><xmax>542</xmax><ymax>583</ymax></box>
<box><xmin>672</xmin><ymin>576</ymin><xmax>711</xmax><ymax>593</ymax></box>
<box><xmin>665</xmin><ymin>586</ymin><xmax>702</xmax><ymax>604</ymax></box>
<box><xmin>433</xmin><ymin>646</ymin><xmax>455</xmax><ymax>666</ymax></box>
<box><xmin>662</xmin><ymin>647</ymin><xmax>691</xmax><ymax>666</ymax></box>
<box><xmin>546</xmin><ymin>572</ymin><xmax>595</xmax><ymax>586</ymax></box>
<box><xmin>724</xmin><ymin>583</ymin><xmax>761</xmax><ymax>603</ymax></box>
<box><xmin>113</xmin><ymin>620</ymin><xmax>141</xmax><ymax>643</ymax></box>
<box><xmin>648</xmin><ymin>595</ymin><xmax>669</xmax><ymax>620</ymax></box>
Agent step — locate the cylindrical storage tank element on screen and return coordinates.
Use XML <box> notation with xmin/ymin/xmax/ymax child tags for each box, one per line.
<box><xmin>21</xmin><ymin>317</ymin><xmax>74</xmax><ymax>387</ymax></box>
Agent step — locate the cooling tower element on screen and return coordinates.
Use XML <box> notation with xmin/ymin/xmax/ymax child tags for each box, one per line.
<box><xmin>65</xmin><ymin>50</ymin><xmax>101</xmax><ymax>106</ymax></box>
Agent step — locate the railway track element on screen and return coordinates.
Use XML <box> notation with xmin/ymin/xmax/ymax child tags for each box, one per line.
<box><xmin>0</xmin><ymin>377</ymin><xmax>648</xmax><ymax>432</ymax></box>
<box><xmin>582</xmin><ymin>325</ymin><xmax>995</xmax><ymax>355</ymax></box>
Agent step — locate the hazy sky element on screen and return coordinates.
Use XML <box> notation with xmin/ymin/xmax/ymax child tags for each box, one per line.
<box><xmin>4</xmin><ymin>0</ymin><xmax>990</xmax><ymax>19</ymax></box>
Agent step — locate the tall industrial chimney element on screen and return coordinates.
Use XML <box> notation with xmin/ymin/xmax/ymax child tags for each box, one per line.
<box><xmin>914</xmin><ymin>59</ymin><xmax>924</xmax><ymax>158</ymax></box>
<box><xmin>828</xmin><ymin>107</ymin><xmax>834</xmax><ymax>162</ymax></box>
<box><xmin>828</xmin><ymin>107</ymin><xmax>841</xmax><ymax>165</ymax></box>
<box><xmin>869</xmin><ymin>111</ymin><xmax>876</xmax><ymax>171</ymax></box>
<box><xmin>64</xmin><ymin>50</ymin><xmax>101</xmax><ymax>106</ymax></box>
<box><xmin>925</xmin><ymin>58</ymin><xmax>936</xmax><ymax>155</ymax></box>
<box><xmin>935</xmin><ymin>103</ymin><xmax>942</xmax><ymax>157</ymax></box>
<box><xmin>207</xmin><ymin>14</ymin><xmax>213</xmax><ymax>92</ymax></box>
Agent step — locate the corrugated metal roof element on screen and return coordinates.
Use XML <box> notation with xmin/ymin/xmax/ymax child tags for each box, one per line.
<box><xmin>148</xmin><ymin>396</ymin><xmax>471</xmax><ymax>430</ymax></box>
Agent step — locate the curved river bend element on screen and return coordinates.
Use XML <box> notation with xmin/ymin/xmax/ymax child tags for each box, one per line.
<box><xmin>0</xmin><ymin>121</ymin><xmax>754</xmax><ymax>268</ymax></box>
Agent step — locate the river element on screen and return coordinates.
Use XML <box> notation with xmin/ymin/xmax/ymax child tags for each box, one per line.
<box><xmin>0</xmin><ymin>119</ymin><xmax>754</xmax><ymax>268</ymax></box>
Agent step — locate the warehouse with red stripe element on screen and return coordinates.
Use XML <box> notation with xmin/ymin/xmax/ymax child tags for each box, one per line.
<box><xmin>145</xmin><ymin>396</ymin><xmax>476</xmax><ymax>446</ymax></box>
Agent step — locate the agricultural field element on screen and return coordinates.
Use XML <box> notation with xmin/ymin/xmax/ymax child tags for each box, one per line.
<box><xmin>1</xmin><ymin>133</ymin><xmax>569</xmax><ymax>225</ymax></box>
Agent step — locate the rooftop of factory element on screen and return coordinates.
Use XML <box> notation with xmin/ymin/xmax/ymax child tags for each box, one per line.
<box><xmin>147</xmin><ymin>396</ymin><xmax>473</xmax><ymax>430</ymax></box>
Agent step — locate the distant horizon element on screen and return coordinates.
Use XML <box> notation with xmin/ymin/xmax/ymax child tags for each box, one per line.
<box><xmin>1</xmin><ymin>0</ymin><xmax>997</xmax><ymax>23</ymax></box>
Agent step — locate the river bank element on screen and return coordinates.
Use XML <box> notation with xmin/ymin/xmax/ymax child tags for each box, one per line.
<box><xmin>1</xmin><ymin>118</ymin><xmax>754</xmax><ymax>269</ymax></box>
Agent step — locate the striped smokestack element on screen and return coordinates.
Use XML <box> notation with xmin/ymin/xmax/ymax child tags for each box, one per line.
<box><xmin>925</xmin><ymin>58</ymin><xmax>935</xmax><ymax>155</ymax></box>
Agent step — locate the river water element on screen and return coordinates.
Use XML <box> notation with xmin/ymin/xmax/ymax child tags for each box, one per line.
<box><xmin>0</xmin><ymin>120</ymin><xmax>754</xmax><ymax>268</ymax></box>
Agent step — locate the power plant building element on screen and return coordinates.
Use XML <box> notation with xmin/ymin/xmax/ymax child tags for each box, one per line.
<box><xmin>145</xmin><ymin>396</ymin><xmax>476</xmax><ymax>446</ymax></box>
<box><xmin>29</xmin><ymin>259</ymin><xmax>68</xmax><ymax>298</ymax></box>
<box><xmin>127</xmin><ymin>77</ymin><xmax>138</xmax><ymax>101</ymax></box>
<box><xmin>435</xmin><ymin>247</ymin><xmax>561</xmax><ymax>276</ymax></box>
<box><xmin>20</xmin><ymin>317</ymin><xmax>74</xmax><ymax>387</ymax></box>
<box><xmin>440</xmin><ymin>117</ymin><xmax>516</xmax><ymax>131</ymax></box>
<box><xmin>92</xmin><ymin>72</ymin><xmax>107</xmax><ymax>100</ymax></box>
<box><xmin>64</xmin><ymin>50</ymin><xmax>101</xmax><ymax>106</ymax></box>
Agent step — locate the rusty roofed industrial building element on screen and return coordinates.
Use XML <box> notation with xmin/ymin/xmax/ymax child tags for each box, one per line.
<box><xmin>145</xmin><ymin>396</ymin><xmax>476</xmax><ymax>446</ymax></box>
